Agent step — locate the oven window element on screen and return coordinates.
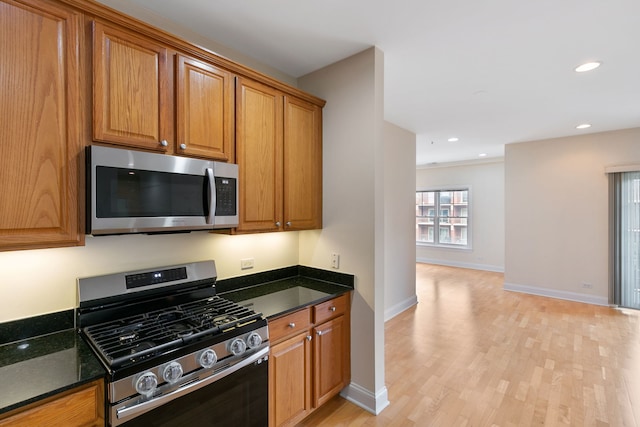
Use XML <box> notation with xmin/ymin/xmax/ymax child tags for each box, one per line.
<box><xmin>96</xmin><ymin>166</ymin><xmax>208</xmax><ymax>218</ymax></box>
<box><xmin>119</xmin><ymin>359</ymin><xmax>268</xmax><ymax>427</ymax></box>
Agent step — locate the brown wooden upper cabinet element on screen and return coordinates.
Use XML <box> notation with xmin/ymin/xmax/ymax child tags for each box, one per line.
<box><xmin>236</xmin><ymin>77</ymin><xmax>283</xmax><ymax>232</ymax></box>
<box><xmin>175</xmin><ymin>54</ymin><xmax>234</xmax><ymax>161</ymax></box>
<box><xmin>0</xmin><ymin>0</ymin><xmax>83</xmax><ymax>251</ymax></box>
<box><xmin>0</xmin><ymin>0</ymin><xmax>323</xmax><ymax>253</ymax></box>
<box><xmin>283</xmin><ymin>95</ymin><xmax>323</xmax><ymax>231</ymax></box>
<box><xmin>92</xmin><ymin>21</ymin><xmax>172</xmax><ymax>152</ymax></box>
<box><xmin>236</xmin><ymin>77</ymin><xmax>322</xmax><ymax>233</ymax></box>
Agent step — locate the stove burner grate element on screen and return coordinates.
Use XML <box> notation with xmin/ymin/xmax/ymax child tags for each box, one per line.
<box><xmin>82</xmin><ymin>295</ymin><xmax>263</xmax><ymax>369</ymax></box>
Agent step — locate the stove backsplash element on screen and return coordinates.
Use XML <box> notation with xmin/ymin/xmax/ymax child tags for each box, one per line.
<box><xmin>0</xmin><ymin>231</ymin><xmax>300</xmax><ymax>324</ymax></box>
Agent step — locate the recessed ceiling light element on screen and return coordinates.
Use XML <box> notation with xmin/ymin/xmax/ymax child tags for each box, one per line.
<box><xmin>575</xmin><ymin>62</ymin><xmax>601</xmax><ymax>73</ymax></box>
<box><xmin>478</xmin><ymin>153</ymin><xmax>488</xmax><ymax>157</ymax></box>
<box><xmin>576</xmin><ymin>123</ymin><xmax>592</xmax><ymax>129</ymax></box>
<box><xmin>447</xmin><ymin>137</ymin><xmax>459</xmax><ymax>142</ymax></box>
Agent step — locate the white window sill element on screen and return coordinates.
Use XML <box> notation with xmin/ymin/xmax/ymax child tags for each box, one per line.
<box><xmin>416</xmin><ymin>242</ymin><xmax>473</xmax><ymax>252</ymax></box>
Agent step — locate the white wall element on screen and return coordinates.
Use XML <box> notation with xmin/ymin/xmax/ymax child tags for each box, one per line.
<box><xmin>383</xmin><ymin>122</ymin><xmax>417</xmax><ymax>321</ymax></box>
<box><xmin>416</xmin><ymin>160</ymin><xmax>505</xmax><ymax>272</ymax></box>
<box><xmin>505</xmin><ymin>127</ymin><xmax>640</xmax><ymax>305</ymax></box>
<box><xmin>298</xmin><ymin>47</ymin><xmax>390</xmax><ymax>414</ymax></box>
<box><xmin>0</xmin><ymin>232</ymin><xmax>299</xmax><ymax>322</ymax></box>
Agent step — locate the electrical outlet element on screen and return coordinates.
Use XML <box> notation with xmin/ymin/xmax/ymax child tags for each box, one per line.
<box><xmin>331</xmin><ymin>253</ymin><xmax>340</xmax><ymax>269</ymax></box>
<box><xmin>241</xmin><ymin>258</ymin><xmax>254</xmax><ymax>270</ymax></box>
<box><xmin>582</xmin><ymin>282</ymin><xmax>593</xmax><ymax>289</ymax></box>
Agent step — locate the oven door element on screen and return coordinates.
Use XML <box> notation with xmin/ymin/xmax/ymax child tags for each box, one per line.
<box><xmin>114</xmin><ymin>347</ymin><xmax>268</xmax><ymax>427</ymax></box>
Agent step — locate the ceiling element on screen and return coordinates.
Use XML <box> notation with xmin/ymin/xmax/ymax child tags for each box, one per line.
<box><xmin>100</xmin><ymin>0</ymin><xmax>640</xmax><ymax>165</ymax></box>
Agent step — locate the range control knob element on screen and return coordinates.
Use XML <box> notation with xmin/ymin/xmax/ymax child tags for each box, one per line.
<box><xmin>246</xmin><ymin>332</ymin><xmax>263</xmax><ymax>349</ymax></box>
<box><xmin>134</xmin><ymin>372</ymin><xmax>158</xmax><ymax>397</ymax></box>
<box><xmin>198</xmin><ymin>349</ymin><xmax>218</xmax><ymax>368</ymax></box>
<box><xmin>162</xmin><ymin>361</ymin><xmax>183</xmax><ymax>384</ymax></box>
<box><xmin>229</xmin><ymin>338</ymin><xmax>247</xmax><ymax>356</ymax></box>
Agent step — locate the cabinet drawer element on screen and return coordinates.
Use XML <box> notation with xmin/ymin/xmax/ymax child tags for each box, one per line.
<box><xmin>313</xmin><ymin>294</ymin><xmax>348</xmax><ymax>324</ymax></box>
<box><xmin>269</xmin><ymin>308</ymin><xmax>311</xmax><ymax>343</ymax></box>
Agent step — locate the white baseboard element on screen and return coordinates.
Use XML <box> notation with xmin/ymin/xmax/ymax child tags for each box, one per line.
<box><xmin>504</xmin><ymin>282</ymin><xmax>609</xmax><ymax>306</ymax></box>
<box><xmin>340</xmin><ymin>382</ymin><xmax>390</xmax><ymax>415</ymax></box>
<box><xmin>384</xmin><ymin>295</ymin><xmax>418</xmax><ymax>321</ymax></box>
<box><xmin>416</xmin><ymin>257</ymin><xmax>504</xmax><ymax>273</ymax></box>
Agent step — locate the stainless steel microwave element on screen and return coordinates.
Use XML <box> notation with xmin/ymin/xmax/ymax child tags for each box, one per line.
<box><xmin>86</xmin><ymin>145</ymin><xmax>239</xmax><ymax>235</ymax></box>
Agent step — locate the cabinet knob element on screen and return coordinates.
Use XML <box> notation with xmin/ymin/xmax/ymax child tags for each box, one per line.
<box><xmin>275</xmin><ymin>222</ymin><xmax>281</xmax><ymax>227</ymax></box>
<box><xmin>286</xmin><ymin>221</ymin><xmax>292</xmax><ymax>227</ymax></box>
<box><xmin>306</xmin><ymin>335</ymin><xmax>312</xmax><ymax>341</ymax></box>
<box><xmin>160</xmin><ymin>140</ymin><xmax>168</xmax><ymax>147</ymax></box>
<box><xmin>330</xmin><ymin>306</ymin><xmax>336</xmax><ymax>312</ymax></box>
<box><xmin>179</xmin><ymin>143</ymin><xmax>187</xmax><ymax>150</ymax></box>
<box><xmin>316</xmin><ymin>330</ymin><xmax>323</xmax><ymax>336</ymax></box>
<box><xmin>288</xmin><ymin>322</ymin><xmax>295</xmax><ymax>328</ymax></box>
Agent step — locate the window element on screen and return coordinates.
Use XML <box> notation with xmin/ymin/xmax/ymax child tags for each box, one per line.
<box><xmin>416</xmin><ymin>189</ymin><xmax>469</xmax><ymax>247</ymax></box>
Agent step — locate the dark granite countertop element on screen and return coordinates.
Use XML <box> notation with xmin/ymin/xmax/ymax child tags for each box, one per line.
<box><xmin>0</xmin><ymin>265</ymin><xmax>350</xmax><ymax>416</ymax></box>
<box><xmin>0</xmin><ymin>311</ymin><xmax>106</xmax><ymax>416</ymax></box>
<box><xmin>218</xmin><ymin>265</ymin><xmax>354</xmax><ymax>319</ymax></box>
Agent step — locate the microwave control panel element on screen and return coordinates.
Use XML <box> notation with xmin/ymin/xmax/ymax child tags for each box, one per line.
<box><xmin>215</xmin><ymin>177</ymin><xmax>237</xmax><ymax>216</ymax></box>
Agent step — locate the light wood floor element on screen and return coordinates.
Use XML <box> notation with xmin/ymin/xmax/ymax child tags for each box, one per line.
<box><xmin>298</xmin><ymin>263</ymin><xmax>640</xmax><ymax>426</ymax></box>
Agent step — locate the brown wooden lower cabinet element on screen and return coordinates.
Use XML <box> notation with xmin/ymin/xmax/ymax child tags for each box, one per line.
<box><xmin>269</xmin><ymin>294</ymin><xmax>351</xmax><ymax>427</ymax></box>
<box><xmin>313</xmin><ymin>315</ymin><xmax>348</xmax><ymax>407</ymax></box>
<box><xmin>0</xmin><ymin>379</ymin><xmax>104</xmax><ymax>427</ymax></box>
<box><xmin>270</xmin><ymin>331</ymin><xmax>313</xmax><ymax>426</ymax></box>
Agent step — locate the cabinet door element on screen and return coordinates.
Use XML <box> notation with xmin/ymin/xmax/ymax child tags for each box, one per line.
<box><xmin>0</xmin><ymin>379</ymin><xmax>104</xmax><ymax>426</ymax></box>
<box><xmin>176</xmin><ymin>55</ymin><xmax>234</xmax><ymax>161</ymax></box>
<box><xmin>283</xmin><ymin>96</ymin><xmax>322</xmax><ymax>230</ymax></box>
<box><xmin>0</xmin><ymin>0</ymin><xmax>83</xmax><ymax>251</ymax></box>
<box><xmin>93</xmin><ymin>21</ymin><xmax>171</xmax><ymax>151</ymax></box>
<box><xmin>269</xmin><ymin>332</ymin><xmax>312</xmax><ymax>427</ymax></box>
<box><xmin>313</xmin><ymin>315</ymin><xmax>348</xmax><ymax>407</ymax></box>
<box><xmin>236</xmin><ymin>77</ymin><xmax>283</xmax><ymax>232</ymax></box>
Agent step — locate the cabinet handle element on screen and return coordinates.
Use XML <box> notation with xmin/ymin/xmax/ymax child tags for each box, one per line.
<box><xmin>179</xmin><ymin>143</ymin><xmax>187</xmax><ymax>150</ymax></box>
<box><xmin>316</xmin><ymin>330</ymin><xmax>323</xmax><ymax>336</ymax></box>
<box><xmin>306</xmin><ymin>335</ymin><xmax>312</xmax><ymax>341</ymax></box>
<box><xmin>288</xmin><ymin>322</ymin><xmax>295</xmax><ymax>328</ymax></box>
<box><xmin>160</xmin><ymin>140</ymin><xmax>168</xmax><ymax>147</ymax></box>
<box><xmin>330</xmin><ymin>306</ymin><xmax>336</xmax><ymax>312</ymax></box>
<box><xmin>275</xmin><ymin>222</ymin><xmax>281</xmax><ymax>227</ymax></box>
<box><xmin>286</xmin><ymin>221</ymin><xmax>292</xmax><ymax>227</ymax></box>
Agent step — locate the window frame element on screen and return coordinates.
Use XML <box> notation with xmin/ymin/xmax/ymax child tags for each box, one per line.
<box><xmin>416</xmin><ymin>187</ymin><xmax>472</xmax><ymax>250</ymax></box>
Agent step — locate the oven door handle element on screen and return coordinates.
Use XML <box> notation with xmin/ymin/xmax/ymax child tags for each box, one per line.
<box><xmin>115</xmin><ymin>346</ymin><xmax>269</xmax><ymax>424</ymax></box>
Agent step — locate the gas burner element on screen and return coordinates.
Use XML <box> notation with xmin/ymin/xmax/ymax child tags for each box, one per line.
<box><xmin>114</xmin><ymin>322</ymin><xmax>144</xmax><ymax>335</ymax></box>
<box><xmin>169</xmin><ymin>322</ymin><xmax>194</xmax><ymax>337</ymax></box>
<box><xmin>119</xmin><ymin>332</ymin><xmax>139</xmax><ymax>343</ymax></box>
<box><xmin>156</xmin><ymin>310</ymin><xmax>184</xmax><ymax>322</ymax></box>
<box><xmin>211</xmin><ymin>314</ymin><xmax>238</xmax><ymax>326</ymax></box>
<box><xmin>130</xmin><ymin>341</ymin><xmax>156</xmax><ymax>355</ymax></box>
<box><xmin>206</xmin><ymin>314</ymin><xmax>238</xmax><ymax>327</ymax></box>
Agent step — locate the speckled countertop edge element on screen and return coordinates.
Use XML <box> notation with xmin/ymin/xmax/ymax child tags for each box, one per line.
<box><xmin>0</xmin><ymin>323</ymin><xmax>105</xmax><ymax>415</ymax></box>
<box><xmin>218</xmin><ymin>265</ymin><xmax>354</xmax><ymax>318</ymax></box>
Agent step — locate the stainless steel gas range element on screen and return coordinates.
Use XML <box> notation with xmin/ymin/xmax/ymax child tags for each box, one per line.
<box><xmin>76</xmin><ymin>261</ymin><xmax>269</xmax><ymax>427</ymax></box>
